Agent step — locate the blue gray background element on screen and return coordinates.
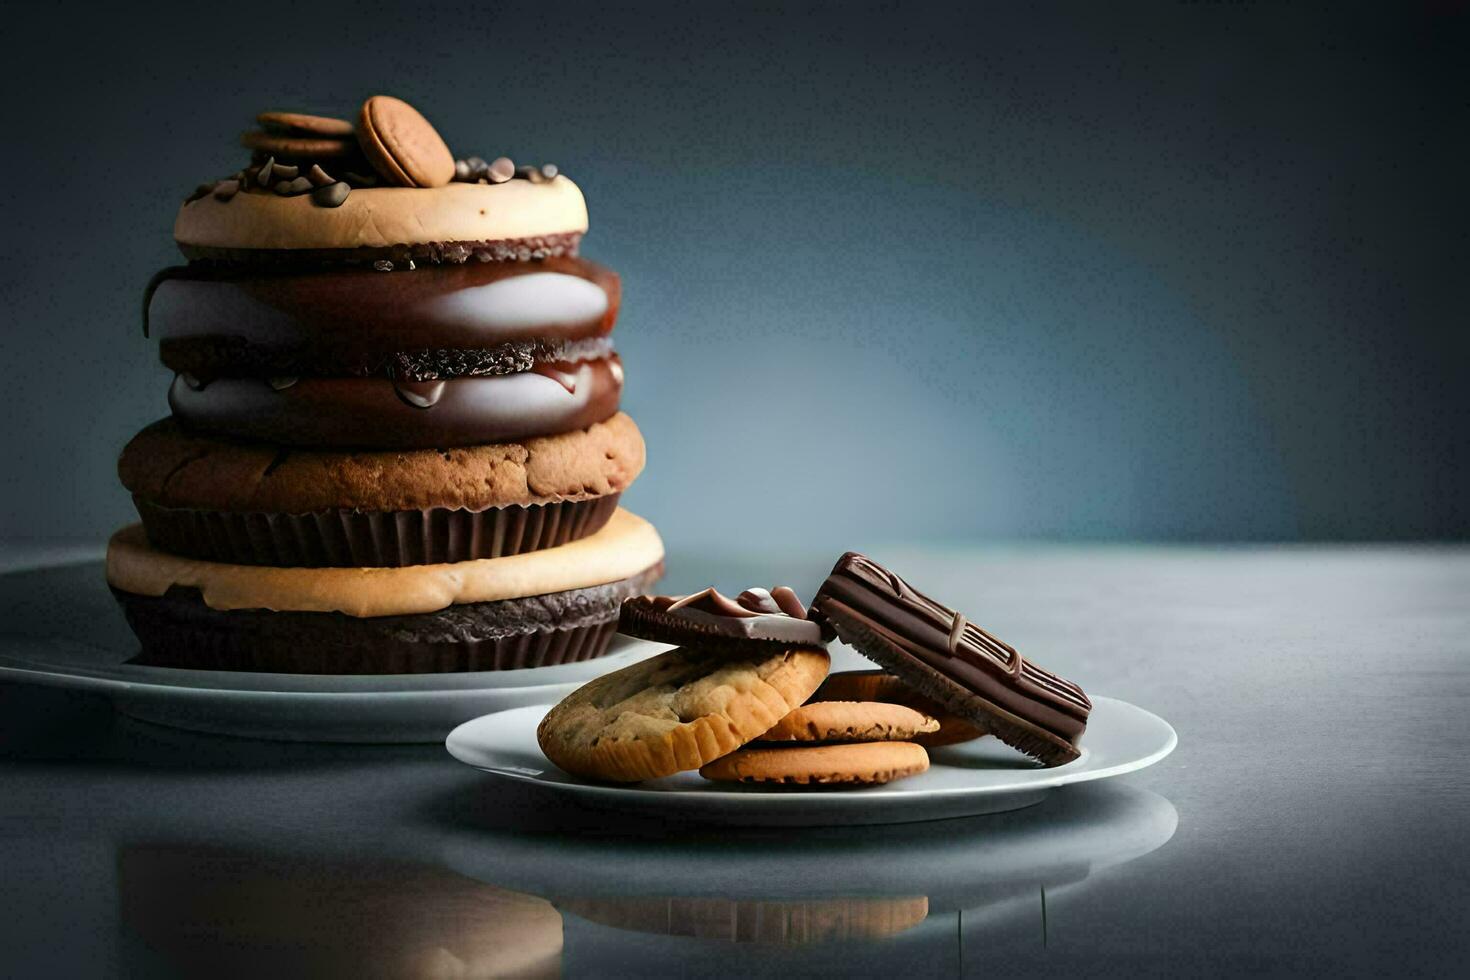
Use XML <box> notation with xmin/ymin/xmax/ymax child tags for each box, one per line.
<box><xmin>1</xmin><ymin>1</ymin><xmax>1464</xmax><ymax>553</ymax></box>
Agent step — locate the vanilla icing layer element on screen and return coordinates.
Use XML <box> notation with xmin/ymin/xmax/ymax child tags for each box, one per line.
<box><xmin>174</xmin><ymin>177</ymin><xmax>589</xmax><ymax>252</ymax></box>
<box><xmin>107</xmin><ymin>508</ymin><xmax>663</xmax><ymax>618</ymax></box>
<box><xmin>427</xmin><ymin>271</ymin><xmax>610</xmax><ymax>330</ymax></box>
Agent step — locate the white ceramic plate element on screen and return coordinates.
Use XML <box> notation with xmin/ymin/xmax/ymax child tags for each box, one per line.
<box><xmin>445</xmin><ymin>695</ymin><xmax>1176</xmax><ymax>827</ymax></box>
<box><xmin>0</xmin><ymin>632</ymin><xmax>669</xmax><ymax>743</ymax></box>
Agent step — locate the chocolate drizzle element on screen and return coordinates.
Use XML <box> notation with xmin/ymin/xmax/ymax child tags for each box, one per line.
<box><xmin>531</xmin><ymin>361</ymin><xmax>579</xmax><ymax>394</ymax></box>
<box><xmin>392</xmin><ymin>379</ymin><xmax>447</xmax><ymax>408</ymax></box>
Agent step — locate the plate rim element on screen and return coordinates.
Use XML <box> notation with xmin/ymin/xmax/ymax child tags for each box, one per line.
<box><xmin>445</xmin><ymin>695</ymin><xmax>1177</xmax><ymax>805</ymax></box>
<box><xmin>0</xmin><ymin>635</ymin><xmax>668</xmax><ymax>699</ymax></box>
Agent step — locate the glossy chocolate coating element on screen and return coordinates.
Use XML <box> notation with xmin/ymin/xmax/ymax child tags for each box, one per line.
<box><xmin>169</xmin><ymin>356</ymin><xmax>623</xmax><ymax>449</ymax></box>
<box><xmin>811</xmin><ymin>552</ymin><xmax>1090</xmax><ymax>765</ymax></box>
<box><xmin>146</xmin><ymin>256</ymin><xmax>619</xmax><ymax>369</ymax></box>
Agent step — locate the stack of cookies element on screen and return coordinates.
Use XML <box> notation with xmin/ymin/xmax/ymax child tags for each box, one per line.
<box><xmin>538</xmin><ymin>587</ymin><xmax>949</xmax><ymax>788</ymax></box>
<box><xmin>538</xmin><ymin>554</ymin><xmax>1093</xmax><ymax>787</ymax></box>
<box><xmin>107</xmin><ymin>95</ymin><xmax>664</xmax><ymax>674</ymax></box>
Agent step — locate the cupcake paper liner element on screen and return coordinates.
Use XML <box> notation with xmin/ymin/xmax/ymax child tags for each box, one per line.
<box><xmin>112</xmin><ymin>562</ymin><xmax>662</xmax><ymax>675</ymax></box>
<box><xmin>132</xmin><ymin>493</ymin><xmax>620</xmax><ymax>568</ymax></box>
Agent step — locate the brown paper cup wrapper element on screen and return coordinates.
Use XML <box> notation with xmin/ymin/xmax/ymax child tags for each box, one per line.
<box><xmin>112</xmin><ymin>562</ymin><xmax>662</xmax><ymax>675</ymax></box>
<box><xmin>132</xmin><ymin>493</ymin><xmax>620</xmax><ymax>568</ymax></box>
<box><xmin>125</xmin><ymin>616</ymin><xmax>619</xmax><ymax>674</ymax></box>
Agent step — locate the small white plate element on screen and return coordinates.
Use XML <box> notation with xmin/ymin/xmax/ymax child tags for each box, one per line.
<box><xmin>445</xmin><ymin>695</ymin><xmax>1176</xmax><ymax>827</ymax></box>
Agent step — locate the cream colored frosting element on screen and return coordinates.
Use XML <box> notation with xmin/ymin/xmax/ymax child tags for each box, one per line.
<box><xmin>173</xmin><ymin>177</ymin><xmax>589</xmax><ymax>251</ymax></box>
<box><xmin>107</xmin><ymin>508</ymin><xmax>663</xmax><ymax>618</ymax></box>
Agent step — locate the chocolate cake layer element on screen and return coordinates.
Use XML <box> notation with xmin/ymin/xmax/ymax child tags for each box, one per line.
<box><xmin>133</xmin><ymin>492</ymin><xmax>620</xmax><ymax>568</ymax></box>
<box><xmin>177</xmin><ymin>232</ymin><xmax>583</xmax><ymax>269</ymax></box>
<box><xmin>115</xmin><ymin>562</ymin><xmax>663</xmax><ymax>674</ymax></box>
<box><xmin>810</xmin><ymin>553</ymin><xmax>1090</xmax><ymax>767</ymax></box>
<box><xmin>169</xmin><ymin>356</ymin><xmax>623</xmax><ymax>449</ymax></box>
<box><xmin>146</xmin><ymin>257</ymin><xmax>620</xmax><ymax>376</ymax></box>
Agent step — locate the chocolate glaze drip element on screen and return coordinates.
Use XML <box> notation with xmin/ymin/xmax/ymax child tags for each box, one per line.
<box><xmin>392</xmin><ymin>379</ymin><xmax>447</xmax><ymax>409</ymax></box>
<box><xmin>531</xmin><ymin>361</ymin><xmax>580</xmax><ymax>394</ymax></box>
<box><xmin>168</xmin><ymin>354</ymin><xmax>623</xmax><ymax>449</ymax></box>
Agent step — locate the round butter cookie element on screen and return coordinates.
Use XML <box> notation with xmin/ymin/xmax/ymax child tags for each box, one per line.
<box><xmin>698</xmin><ymin>742</ymin><xmax>929</xmax><ymax>787</ymax></box>
<box><xmin>536</xmin><ymin>645</ymin><xmax>830</xmax><ymax>783</ymax></box>
<box><xmin>118</xmin><ymin>414</ymin><xmax>644</xmax><ymax>567</ymax></box>
<box><xmin>756</xmin><ymin>701</ymin><xmax>939</xmax><ymax>744</ymax></box>
<box><xmin>812</xmin><ymin>669</ymin><xmax>988</xmax><ymax>748</ymax></box>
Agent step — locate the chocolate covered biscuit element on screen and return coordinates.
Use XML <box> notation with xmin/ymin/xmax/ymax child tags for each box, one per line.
<box><xmin>810</xmin><ymin>553</ymin><xmax>1091</xmax><ymax>767</ymax></box>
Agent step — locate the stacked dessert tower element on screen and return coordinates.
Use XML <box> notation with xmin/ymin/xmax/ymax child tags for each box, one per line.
<box><xmin>107</xmin><ymin>96</ymin><xmax>664</xmax><ymax>674</ymax></box>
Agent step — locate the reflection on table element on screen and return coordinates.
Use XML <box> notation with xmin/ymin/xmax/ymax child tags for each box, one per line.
<box><xmin>119</xmin><ymin>848</ymin><xmax>561</xmax><ymax>979</ymax></box>
<box><xmin>113</xmin><ymin>783</ymin><xmax>1174</xmax><ymax>977</ymax></box>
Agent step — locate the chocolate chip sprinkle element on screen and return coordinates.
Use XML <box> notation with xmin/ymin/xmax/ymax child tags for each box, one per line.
<box><xmin>306</xmin><ymin>164</ymin><xmax>334</xmax><ymax>187</ymax></box>
<box><xmin>488</xmin><ymin>156</ymin><xmax>515</xmax><ymax>183</ymax></box>
<box><xmin>255</xmin><ymin>156</ymin><xmax>275</xmax><ymax>187</ymax></box>
<box><xmin>274</xmin><ymin>176</ymin><xmax>313</xmax><ymax>196</ymax></box>
<box><xmin>212</xmin><ymin>178</ymin><xmax>240</xmax><ymax>201</ymax></box>
<box><xmin>516</xmin><ymin>165</ymin><xmax>543</xmax><ymax>183</ymax></box>
<box><xmin>540</xmin><ymin>163</ymin><xmax>558</xmax><ymax>180</ymax></box>
<box><xmin>451</xmin><ymin>155</ymin><xmax>521</xmax><ymax>184</ymax></box>
<box><xmin>271</xmin><ymin>163</ymin><xmax>299</xmax><ymax>181</ymax></box>
<box><xmin>310</xmin><ymin>181</ymin><xmax>350</xmax><ymax>208</ymax></box>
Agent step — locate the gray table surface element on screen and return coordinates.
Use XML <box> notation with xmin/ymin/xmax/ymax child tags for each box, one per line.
<box><xmin>2</xmin><ymin>543</ymin><xmax>1467</xmax><ymax>978</ymax></box>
